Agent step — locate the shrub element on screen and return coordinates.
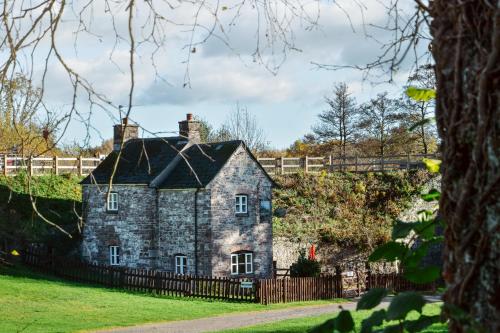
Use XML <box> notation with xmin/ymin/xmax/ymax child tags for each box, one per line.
<box><xmin>290</xmin><ymin>250</ymin><xmax>321</xmax><ymax>277</ymax></box>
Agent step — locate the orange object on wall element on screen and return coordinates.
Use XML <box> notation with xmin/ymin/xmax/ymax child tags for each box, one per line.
<box><xmin>309</xmin><ymin>244</ymin><xmax>316</xmax><ymax>260</ymax></box>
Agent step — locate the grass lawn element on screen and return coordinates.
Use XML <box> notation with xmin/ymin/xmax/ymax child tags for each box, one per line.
<box><xmin>0</xmin><ymin>265</ymin><xmax>343</xmax><ymax>333</ymax></box>
<box><xmin>218</xmin><ymin>303</ymin><xmax>447</xmax><ymax>333</ymax></box>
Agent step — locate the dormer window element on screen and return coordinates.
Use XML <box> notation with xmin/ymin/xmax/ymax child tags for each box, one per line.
<box><xmin>235</xmin><ymin>194</ymin><xmax>248</xmax><ymax>214</ymax></box>
<box><xmin>107</xmin><ymin>192</ymin><xmax>118</xmax><ymax>212</ymax></box>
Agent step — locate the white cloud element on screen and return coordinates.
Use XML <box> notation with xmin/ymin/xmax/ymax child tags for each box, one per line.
<box><xmin>25</xmin><ymin>0</ymin><xmax>424</xmax><ymax>148</ymax></box>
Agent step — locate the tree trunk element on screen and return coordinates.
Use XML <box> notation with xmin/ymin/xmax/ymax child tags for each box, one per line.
<box><xmin>430</xmin><ymin>2</ymin><xmax>500</xmax><ymax>332</ymax></box>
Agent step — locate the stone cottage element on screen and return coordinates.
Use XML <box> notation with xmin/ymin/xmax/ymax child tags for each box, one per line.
<box><xmin>80</xmin><ymin>114</ymin><xmax>275</xmax><ymax>278</ymax></box>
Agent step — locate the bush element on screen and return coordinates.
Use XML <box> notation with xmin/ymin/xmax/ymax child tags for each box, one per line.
<box><xmin>290</xmin><ymin>250</ymin><xmax>321</xmax><ymax>277</ymax></box>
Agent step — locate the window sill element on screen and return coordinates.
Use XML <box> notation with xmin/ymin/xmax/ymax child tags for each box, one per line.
<box><xmin>235</xmin><ymin>213</ymin><xmax>249</xmax><ymax>217</ymax></box>
<box><xmin>106</xmin><ymin>210</ymin><xmax>119</xmax><ymax>214</ymax></box>
<box><xmin>231</xmin><ymin>271</ymin><xmax>254</xmax><ymax>275</ymax></box>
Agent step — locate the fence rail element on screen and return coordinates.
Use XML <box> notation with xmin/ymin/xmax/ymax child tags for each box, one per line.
<box><xmin>0</xmin><ymin>153</ymin><xmax>438</xmax><ymax>177</ymax></box>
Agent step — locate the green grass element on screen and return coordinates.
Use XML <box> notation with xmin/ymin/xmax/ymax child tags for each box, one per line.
<box><xmin>218</xmin><ymin>303</ymin><xmax>447</xmax><ymax>333</ymax></box>
<box><xmin>0</xmin><ymin>265</ymin><xmax>343</xmax><ymax>333</ymax></box>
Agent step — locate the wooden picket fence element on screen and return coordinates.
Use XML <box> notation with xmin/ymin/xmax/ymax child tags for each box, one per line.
<box><xmin>23</xmin><ymin>248</ymin><xmax>256</xmax><ymax>301</ymax></box>
<box><xmin>20</xmin><ymin>247</ymin><xmax>437</xmax><ymax>305</ymax></box>
<box><xmin>366</xmin><ymin>272</ymin><xmax>437</xmax><ymax>293</ymax></box>
<box><xmin>259</xmin><ymin>275</ymin><xmax>343</xmax><ymax>305</ymax></box>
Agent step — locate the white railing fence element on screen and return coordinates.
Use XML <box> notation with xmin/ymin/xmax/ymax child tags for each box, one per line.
<box><xmin>0</xmin><ymin>153</ymin><xmax>438</xmax><ymax>177</ymax></box>
<box><xmin>0</xmin><ymin>155</ymin><xmax>103</xmax><ymax>176</ymax></box>
<box><xmin>257</xmin><ymin>154</ymin><xmax>439</xmax><ymax>175</ymax></box>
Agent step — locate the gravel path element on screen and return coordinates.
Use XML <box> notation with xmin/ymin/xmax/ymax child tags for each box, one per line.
<box><xmin>94</xmin><ymin>296</ymin><xmax>441</xmax><ymax>333</ymax></box>
<box><xmin>94</xmin><ymin>301</ymin><xmax>358</xmax><ymax>333</ymax></box>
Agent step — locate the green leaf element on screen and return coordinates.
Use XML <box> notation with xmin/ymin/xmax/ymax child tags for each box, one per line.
<box><xmin>360</xmin><ymin>309</ymin><xmax>386</xmax><ymax>333</ymax></box>
<box><xmin>416</xmin><ymin>210</ymin><xmax>435</xmax><ymax>222</ymax></box>
<box><xmin>404</xmin><ymin>242</ymin><xmax>432</xmax><ymax>268</ymax></box>
<box><xmin>308</xmin><ymin>318</ymin><xmax>335</xmax><ymax>333</ymax></box>
<box><xmin>414</xmin><ymin>219</ymin><xmax>437</xmax><ymax>239</ymax></box>
<box><xmin>406</xmin><ymin>87</ymin><xmax>436</xmax><ymax>102</ymax></box>
<box><xmin>382</xmin><ymin>325</ymin><xmax>402</xmax><ymax>333</ymax></box>
<box><xmin>422</xmin><ymin>158</ymin><xmax>441</xmax><ymax>173</ymax></box>
<box><xmin>357</xmin><ymin>288</ymin><xmax>388</xmax><ymax>310</ymax></box>
<box><xmin>404</xmin><ymin>315</ymin><xmax>441</xmax><ymax>332</ymax></box>
<box><xmin>369</xmin><ymin>242</ymin><xmax>407</xmax><ymax>262</ymax></box>
<box><xmin>335</xmin><ymin>310</ymin><xmax>355</xmax><ymax>332</ymax></box>
<box><xmin>404</xmin><ymin>266</ymin><xmax>441</xmax><ymax>284</ymax></box>
<box><xmin>408</xmin><ymin>117</ymin><xmax>435</xmax><ymax>132</ymax></box>
<box><xmin>392</xmin><ymin>221</ymin><xmax>418</xmax><ymax>239</ymax></box>
<box><xmin>421</xmin><ymin>188</ymin><xmax>440</xmax><ymax>202</ymax></box>
<box><xmin>386</xmin><ymin>292</ymin><xmax>426</xmax><ymax>320</ymax></box>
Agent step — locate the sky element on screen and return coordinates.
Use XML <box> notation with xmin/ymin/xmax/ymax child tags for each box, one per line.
<box><xmin>28</xmin><ymin>0</ymin><xmax>428</xmax><ymax>149</ymax></box>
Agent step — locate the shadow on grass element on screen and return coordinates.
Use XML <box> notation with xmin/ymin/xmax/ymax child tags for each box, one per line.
<box><xmin>0</xmin><ymin>183</ymin><xmax>82</xmax><ymax>254</ymax></box>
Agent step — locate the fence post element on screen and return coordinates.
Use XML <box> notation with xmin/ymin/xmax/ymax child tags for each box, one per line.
<box><xmin>280</xmin><ymin>157</ymin><xmax>285</xmax><ymax>175</ymax></box>
<box><xmin>355</xmin><ymin>155</ymin><xmax>358</xmax><ymax>173</ymax></box>
<box><xmin>3</xmin><ymin>154</ymin><xmax>7</xmax><ymax>176</ymax></box>
<box><xmin>54</xmin><ymin>156</ymin><xmax>59</xmax><ymax>175</ymax></box>
<box><xmin>406</xmin><ymin>153</ymin><xmax>411</xmax><ymax>170</ymax></box>
<box><xmin>282</xmin><ymin>278</ymin><xmax>286</xmax><ymax>303</ymax></box>
<box><xmin>29</xmin><ymin>156</ymin><xmax>33</xmax><ymax>176</ymax></box>
<box><xmin>304</xmin><ymin>156</ymin><xmax>309</xmax><ymax>174</ymax></box>
<box><xmin>356</xmin><ymin>267</ymin><xmax>360</xmax><ymax>296</ymax></box>
<box><xmin>255</xmin><ymin>279</ymin><xmax>260</xmax><ymax>303</ymax></box>
<box><xmin>78</xmin><ymin>156</ymin><xmax>83</xmax><ymax>176</ymax></box>
<box><xmin>154</xmin><ymin>271</ymin><xmax>161</xmax><ymax>295</ymax></box>
<box><xmin>329</xmin><ymin>154</ymin><xmax>333</xmax><ymax>171</ymax></box>
<box><xmin>381</xmin><ymin>155</ymin><xmax>385</xmax><ymax>172</ymax></box>
<box><xmin>272</xmin><ymin>260</ymin><xmax>277</xmax><ymax>279</ymax></box>
<box><xmin>335</xmin><ymin>265</ymin><xmax>343</xmax><ymax>298</ymax></box>
<box><xmin>119</xmin><ymin>268</ymin><xmax>125</xmax><ymax>289</ymax></box>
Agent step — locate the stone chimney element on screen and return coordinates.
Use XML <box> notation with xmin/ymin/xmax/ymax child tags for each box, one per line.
<box><xmin>178</xmin><ymin>113</ymin><xmax>201</xmax><ymax>143</ymax></box>
<box><xmin>113</xmin><ymin>118</ymin><xmax>139</xmax><ymax>151</ymax></box>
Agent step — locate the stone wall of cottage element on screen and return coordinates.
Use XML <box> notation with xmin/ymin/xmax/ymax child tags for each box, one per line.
<box><xmin>208</xmin><ymin>146</ymin><xmax>274</xmax><ymax>278</ymax></box>
<box><xmin>81</xmin><ymin>185</ymin><xmax>158</xmax><ymax>268</ymax></box>
<box><xmin>157</xmin><ymin>189</ymin><xmax>212</xmax><ymax>275</ymax></box>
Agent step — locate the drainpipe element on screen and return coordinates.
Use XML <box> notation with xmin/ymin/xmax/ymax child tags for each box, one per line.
<box><xmin>194</xmin><ymin>188</ymin><xmax>200</xmax><ymax>276</ymax></box>
<box><xmin>155</xmin><ymin>188</ymin><xmax>160</xmax><ymax>269</ymax></box>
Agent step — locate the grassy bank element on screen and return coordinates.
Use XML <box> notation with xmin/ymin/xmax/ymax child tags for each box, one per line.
<box><xmin>0</xmin><ymin>173</ymin><xmax>82</xmax><ymax>253</ymax></box>
<box><xmin>273</xmin><ymin>170</ymin><xmax>435</xmax><ymax>250</ymax></box>
<box><xmin>0</xmin><ymin>265</ymin><xmax>342</xmax><ymax>333</ymax></box>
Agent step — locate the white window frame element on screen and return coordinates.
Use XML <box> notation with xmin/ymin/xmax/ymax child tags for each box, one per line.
<box><xmin>109</xmin><ymin>246</ymin><xmax>120</xmax><ymax>266</ymax></box>
<box><xmin>235</xmin><ymin>194</ymin><xmax>248</xmax><ymax>214</ymax></box>
<box><xmin>175</xmin><ymin>255</ymin><xmax>187</xmax><ymax>275</ymax></box>
<box><xmin>107</xmin><ymin>192</ymin><xmax>118</xmax><ymax>211</ymax></box>
<box><xmin>231</xmin><ymin>252</ymin><xmax>253</xmax><ymax>275</ymax></box>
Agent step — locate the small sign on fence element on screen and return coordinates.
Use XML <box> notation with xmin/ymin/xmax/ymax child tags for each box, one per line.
<box><xmin>240</xmin><ymin>281</ymin><xmax>253</xmax><ymax>289</ymax></box>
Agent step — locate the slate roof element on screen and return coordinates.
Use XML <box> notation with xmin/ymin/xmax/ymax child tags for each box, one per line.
<box><xmin>80</xmin><ymin>137</ymin><xmax>265</xmax><ymax>189</ymax></box>
<box><xmin>159</xmin><ymin>140</ymin><xmax>242</xmax><ymax>189</ymax></box>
